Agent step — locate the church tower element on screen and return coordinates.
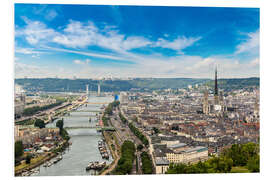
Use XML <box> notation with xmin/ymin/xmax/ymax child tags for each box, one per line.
<box><xmin>203</xmin><ymin>90</ymin><xmax>209</xmax><ymax>114</ymax></box>
<box><xmin>254</xmin><ymin>96</ymin><xmax>259</xmax><ymax>118</ymax></box>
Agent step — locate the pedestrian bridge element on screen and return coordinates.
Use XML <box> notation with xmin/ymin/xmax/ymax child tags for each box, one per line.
<box><xmin>65</xmin><ymin>126</ymin><xmax>115</xmax><ymax>131</ymax></box>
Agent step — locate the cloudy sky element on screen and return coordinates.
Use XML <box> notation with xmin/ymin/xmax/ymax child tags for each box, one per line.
<box><xmin>14</xmin><ymin>4</ymin><xmax>259</xmax><ymax>79</ymax></box>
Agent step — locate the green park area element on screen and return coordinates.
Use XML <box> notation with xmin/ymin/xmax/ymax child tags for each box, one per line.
<box><xmin>166</xmin><ymin>142</ymin><xmax>259</xmax><ymax>174</ymax></box>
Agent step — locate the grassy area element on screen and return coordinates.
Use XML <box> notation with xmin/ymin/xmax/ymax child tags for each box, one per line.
<box><xmin>15</xmin><ymin>155</ymin><xmax>46</xmax><ymax>172</ymax></box>
<box><xmin>15</xmin><ymin>119</ymin><xmax>35</xmax><ymax>125</ymax></box>
<box><xmin>230</xmin><ymin>166</ymin><xmax>250</xmax><ymax>173</ymax></box>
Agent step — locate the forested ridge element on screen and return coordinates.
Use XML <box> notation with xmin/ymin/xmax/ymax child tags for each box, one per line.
<box><xmin>15</xmin><ymin>77</ymin><xmax>259</xmax><ymax>92</ymax></box>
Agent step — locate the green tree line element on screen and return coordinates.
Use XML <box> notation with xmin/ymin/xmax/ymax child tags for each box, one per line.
<box><xmin>102</xmin><ymin>116</ymin><xmax>110</xmax><ymax>126</ymax></box>
<box><xmin>119</xmin><ymin>112</ymin><xmax>127</xmax><ymax>124</ymax></box>
<box><xmin>22</xmin><ymin>100</ymin><xmax>65</xmax><ymax>116</ymax></box>
<box><xmin>128</xmin><ymin>123</ymin><xmax>149</xmax><ymax>146</ymax></box>
<box><xmin>113</xmin><ymin>140</ymin><xmax>136</xmax><ymax>175</ymax></box>
<box><xmin>56</xmin><ymin>119</ymin><xmax>70</xmax><ymax>141</ymax></box>
<box><xmin>104</xmin><ymin>101</ymin><xmax>120</xmax><ymax>116</ymax></box>
<box><xmin>141</xmin><ymin>151</ymin><xmax>153</xmax><ymax>174</ymax></box>
<box><xmin>102</xmin><ymin>101</ymin><xmax>120</xmax><ymax>126</ymax></box>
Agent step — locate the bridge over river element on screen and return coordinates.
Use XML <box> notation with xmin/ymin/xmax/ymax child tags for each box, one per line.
<box><xmin>84</xmin><ymin>102</ymin><xmax>111</xmax><ymax>105</ymax></box>
<box><xmin>63</xmin><ymin>114</ymin><xmax>100</xmax><ymax>117</ymax></box>
<box><xmin>64</xmin><ymin>125</ymin><xmax>115</xmax><ymax>131</ymax></box>
<box><xmin>69</xmin><ymin>110</ymin><xmax>101</xmax><ymax>113</ymax></box>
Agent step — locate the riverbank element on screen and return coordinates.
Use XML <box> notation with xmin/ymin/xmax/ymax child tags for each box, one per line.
<box><xmin>15</xmin><ymin>152</ymin><xmax>57</xmax><ymax>176</ymax></box>
<box><xmin>15</xmin><ymin>139</ymin><xmax>70</xmax><ymax>176</ymax></box>
<box><xmin>100</xmin><ymin>131</ymin><xmax>121</xmax><ymax>175</ymax></box>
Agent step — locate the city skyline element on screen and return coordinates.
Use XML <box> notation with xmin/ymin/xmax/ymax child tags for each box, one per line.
<box><xmin>15</xmin><ymin>4</ymin><xmax>259</xmax><ymax>79</ymax></box>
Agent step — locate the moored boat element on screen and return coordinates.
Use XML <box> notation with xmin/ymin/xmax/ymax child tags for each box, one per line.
<box><xmin>86</xmin><ymin>161</ymin><xmax>106</xmax><ymax>171</ymax></box>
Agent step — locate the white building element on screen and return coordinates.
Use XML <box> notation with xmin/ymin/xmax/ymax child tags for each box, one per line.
<box><xmin>166</xmin><ymin>146</ymin><xmax>208</xmax><ymax>164</ymax></box>
<box><xmin>155</xmin><ymin>157</ymin><xmax>170</xmax><ymax>174</ymax></box>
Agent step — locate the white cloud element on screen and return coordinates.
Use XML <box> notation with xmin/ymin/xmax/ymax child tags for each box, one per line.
<box><xmin>155</xmin><ymin>36</ymin><xmax>201</xmax><ymax>52</ymax></box>
<box><xmin>15</xmin><ymin>55</ymin><xmax>260</xmax><ymax>79</ymax></box>
<box><xmin>186</xmin><ymin>57</ymin><xmax>215</xmax><ymax>71</ymax></box>
<box><xmin>52</xmin><ymin>21</ymin><xmax>97</xmax><ymax>48</ymax></box>
<box><xmin>249</xmin><ymin>58</ymin><xmax>259</xmax><ymax>67</ymax></box>
<box><xmin>17</xmin><ymin>18</ymin><xmax>200</xmax><ymax>57</ymax></box>
<box><xmin>15</xmin><ymin>62</ymin><xmax>53</xmax><ymax>78</ymax></box>
<box><xmin>64</xmin><ymin>56</ymin><xmax>258</xmax><ymax>79</ymax></box>
<box><xmin>42</xmin><ymin>46</ymin><xmax>128</xmax><ymax>61</ymax></box>
<box><xmin>73</xmin><ymin>59</ymin><xmax>91</xmax><ymax>65</ymax></box>
<box><xmin>73</xmin><ymin>59</ymin><xmax>84</xmax><ymax>65</ymax></box>
<box><xmin>15</xmin><ymin>48</ymin><xmax>42</xmax><ymax>55</ymax></box>
<box><xmin>40</xmin><ymin>44</ymin><xmax>259</xmax><ymax>79</ymax></box>
<box><xmin>122</xmin><ymin>36</ymin><xmax>151</xmax><ymax>50</ymax></box>
<box><xmin>184</xmin><ymin>56</ymin><xmax>259</xmax><ymax>78</ymax></box>
<box><xmin>16</xmin><ymin>17</ymin><xmax>57</xmax><ymax>45</ymax></box>
<box><xmin>52</xmin><ymin>20</ymin><xmax>151</xmax><ymax>52</ymax></box>
<box><xmin>236</xmin><ymin>30</ymin><xmax>259</xmax><ymax>54</ymax></box>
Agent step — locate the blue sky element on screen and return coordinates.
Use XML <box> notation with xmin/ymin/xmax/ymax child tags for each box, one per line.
<box><xmin>14</xmin><ymin>4</ymin><xmax>259</xmax><ymax>79</ymax></box>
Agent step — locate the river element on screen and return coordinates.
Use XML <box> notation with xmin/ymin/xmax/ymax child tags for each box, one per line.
<box><xmin>33</xmin><ymin>95</ymin><xmax>114</xmax><ymax>176</ymax></box>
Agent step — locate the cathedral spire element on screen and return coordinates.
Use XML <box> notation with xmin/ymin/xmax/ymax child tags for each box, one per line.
<box><xmin>215</xmin><ymin>66</ymin><xmax>218</xmax><ymax>96</ymax></box>
<box><xmin>214</xmin><ymin>66</ymin><xmax>219</xmax><ymax>105</ymax></box>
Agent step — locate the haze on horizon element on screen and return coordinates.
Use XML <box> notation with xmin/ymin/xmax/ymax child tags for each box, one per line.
<box><xmin>14</xmin><ymin>4</ymin><xmax>259</xmax><ymax>79</ymax></box>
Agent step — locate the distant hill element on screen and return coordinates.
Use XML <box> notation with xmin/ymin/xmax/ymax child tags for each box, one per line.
<box><xmin>14</xmin><ymin>77</ymin><xmax>259</xmax><ymax>92</ymax></box>
<box><xmin>205</xmin><ymin>77</ymin><xmax>259</xmax><ymax>91</ymax></box>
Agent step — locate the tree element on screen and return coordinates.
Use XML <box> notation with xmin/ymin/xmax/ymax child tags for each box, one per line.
<box><xmin>247</xmin><ymin>155</ymin><xmax>260</xmax><ymax>172</ymax></box>
<box><xmin>137</xmin><ymin>144</ymin><xmax>144</xmax><ymax>151</ymax></box>
<box><xmin>34</xmin><ymin>119</ymin><xmax>45</xmax><ymax>128</ymax></box>
<box><xmin>153</xmin><ymin>127</ymin><xmax>160</xmax><ymax>134</ymax></box>
<box><xmin>15</xmin><ymin>141</ymin><xmax>24</xmax><ymax>158</ymax></box>
<box><xmin>114</xmin><ymin>140</ymin><xmax>136</xmax><ymax>175</ymax></box>
<box><xmin>25</xmin><ymin>154</ymin><xmax>32</xmax><ymax>164</ymax></box>
<box><xmin>56</xmin><ymin>119</ymin><xmax>64</xmax><ymax>131</ymax></box>
<box><xmin>141</xmin><ymin>152</ymin><xmax>153</xmax><ymax>174</ymax></box>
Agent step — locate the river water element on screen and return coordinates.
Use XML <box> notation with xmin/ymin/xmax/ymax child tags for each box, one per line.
<box><xmin>33</xmin><ymin>96</ymin><xmax>114</xmax><ymax>176</ymax></box>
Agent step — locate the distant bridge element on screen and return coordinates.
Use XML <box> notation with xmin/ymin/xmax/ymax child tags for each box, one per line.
<box><xmin>70</xmin><ymin>110</ymin><xmax>101</xmax><ymax>113</ymax></box>
<box><xmin>84</xmin><ymin>102</ymin><xmax>112</xmax><ymax>105</ymax></box>
<box><xmin>64</xmin><ymin>114</ymin><xmax>99</xmax><ymax>117</ymax></box>
<box><xmin>64</xmin><ymin>126</ymin><xmax>115</xmax><ymax>131</ymax></box>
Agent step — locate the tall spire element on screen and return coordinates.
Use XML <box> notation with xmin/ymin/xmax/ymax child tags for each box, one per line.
<box><xmin>214</xmin><ymin>66</ymin><xmax>219</xmax><ymax>105</ymax></box>
<box><xmin>214</xmin><ymin>66</ymin><xmax>218</xmax><ymax>96</ymax></box>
